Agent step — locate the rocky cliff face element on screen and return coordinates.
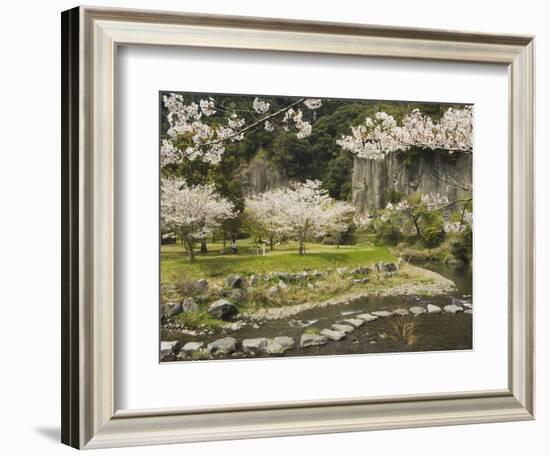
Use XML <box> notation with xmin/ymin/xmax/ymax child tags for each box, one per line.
<box><xmin>240</xmin><ymin>156</ymin><xmax>287</xmax><ymax>195</ymax></box>
<box><xmin>352</xmin><ymin>151</ymin><xmax>472</xmax><ymax>213</ymax></box>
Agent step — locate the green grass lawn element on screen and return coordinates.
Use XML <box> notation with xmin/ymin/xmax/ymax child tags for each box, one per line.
<box><xmin>161</xmin><ymin>238</ymin><xmax>395</xmax><ymax>282</ymax></box>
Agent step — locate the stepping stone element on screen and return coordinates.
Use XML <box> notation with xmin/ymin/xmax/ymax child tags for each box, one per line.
<box><xmin>464</xmin><ymin>309</ymin><xmax>473</xmax><ymax>315</ymax></box>
<box><xmin>464</xmin><ymin>303</ymin><xmax>473</xmax><ymax>309</ymax></box>
<box><xmin>332</xmin><ymin>323</ymin><xmax>354</xmax><ymax>334</ymax></box>
<box><xmin>409</xmin><ymin>306</ymin><xmax>426</xmax><ymax>316</ymax></box>
<box><xmin>160</xmin><ymin>341</ymin><xmax>180</xmax><ymax>359</ymax></box>
<box><xmin>242</xmin><ymin>337</ymin><xmax>268</xmax><ymax>353</ymax></box>
<box><xmin>320</xmin><ymin>328</ymin><xmax>346</xmax><ymax>341</ymax></box>
<box><xmin>343</xmin><ymin>318</ymin><xmax>364</xmax><ymax>328</ymax></box>
<box><xmin>371</xmin><ymin>310</ymin><xmax>392</xmax><ymax>318</ymax></box>
<box><xmin>393</xmin><ymin>308</ymin><xmax>409</xmax><ymax>316</ymax></box>
<box><xmin>265</xmin><ymin>336</ymin><xmax>295</xmax><ymax>355</ymax></box>
<box><xmin>273</xmin><ymin>336</ymin><xmax>295</xmax><ymax>350</ymax></box>
<box><xmin>443</xmin><ymin>304</ymin><xmax>464</xmax><ymax>314</ymax></box>
<box><xmin>182</xmin><ymin>341</ymin><xmax>204</xmax><ymax>354</ymax></box>
<box><xmin>207</xmin><ymin>337</ymin><xmax>237</xmax><ymax>355</ymax></box>
<box><xmin>427</xmin><ymin>304</ymin><xmax>442</xmax><ymax>314</ymax></box>
<box><xmin>300</xmin><ymin>334</ymin><xmax>328</xmax><ymax>347</ymax></box>
<box><xmin>357</xmin><ymin>313</ymin><xmax>379</xmax><ymax>322</ymax></box>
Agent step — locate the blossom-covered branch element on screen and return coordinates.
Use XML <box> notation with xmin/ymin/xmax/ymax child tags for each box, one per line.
<box><xmin>337</xmin><ymin>106</ymin><xmax>473</xmax><ymax>160</ymax></box>
<box><xmin>161</xmin><ymin>94</ymin><xmax>323</xmax><ymax>166</ymax></box>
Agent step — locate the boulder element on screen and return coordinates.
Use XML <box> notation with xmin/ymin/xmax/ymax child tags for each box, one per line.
<box><xmin>182</xmin><ymin>341</ymin><xmax>204</xmax><ymax>354</ymax></box>
<box><xmin>273</xmin><ymin>336</ymin><xmax>295</xmax><ymax>350</ymax></box>
<box><xmin>206</xmin><ymin>337</ymin><xmax>237</xmax><ymax>355</ymax></box>
<box><xmin>300</xmin><ymin>334</ymin><xmax>328</xmax><ymax>348</ymax></box>
<box><xmin>332</xmin><ymin>323</ymin><xmax>354</xmax><ymax>334</ymax></box>
<box><xmin>164</xmin><ymin>302</ymin><xmax>182</xmax><ymax>318</ymax></box>
<box><xmin>443</xmin><ymin>304</ymin><xmax>464</xmax><ymax>314</ymax></box>
<box><xmin>182</xmin><ymin>297</ymin><xmax>199</xmax><ymax>313</ymax></box>
<box><xmin>195</xmin><ymin>279</ymin><xmax>208</xmax><ymax>293</ymax></box>
<box><xmin>208</xmin><ymin>299</ymin><xmax>238</xmax><ymax>320</ymax></box>
<box><xmin>249</xmin><ymin>274</ymin><xmax>259</xmax><ymax>286</ymax></box>
<box><xmin>343</xmin><ymin>318</ymin><xmax>364</xmax><ymax>328</ymax></box>
<box><xmin>351</xmin><ymin>267</ymin><xmax>370</xmax><ymax>275</ymax></box>
<box><xmin>226</xmin><ymin>275</ymin><xmax>244</xmax><ymax>289</ymax></box>
<box><xmin>160</xmin><ymin>341</ymin><xmax>180</xmax><ymax>359</ymax></box>
<box><xmin>242</xmin><ymin>337</ymin><xmax>268</xmax><ymax>354</ymax></box>
<box><xmin>336</xmin><ymin>267</ymin><xmax>348</xmax><ymax>275</ymax></box>
<box><xmin>427</xmin><ymin>304</ymin><xmax>442</xmax><ymax>314</ymax></box>
<box><xmin>265</xmin><ymin>341</ymin><xmax>284</xmax><ymax>355</ymax></box>
<box><xmin>357</xmin><ymin>313</ymin><xmax>379</xmax><ymax>322</ymax></box>
<box><xmin>464</xmin><ymin>309</ymin><xmax>473</xmax><ymax>315</ymax></box>
<box><xmin>307</xmin><ymin>283</ymin><xmax>314</xmax><ymax>290</ymax></box>
<box><xmin>393</xmin><ymin>308</ymin><xmax>409</xmax><ymax>316</ymax></box>
<box><xmin>409</xmin><ymin>306</ymin><xmax>426</xmax><ymax>316</ymax></box>
<box><xmin>320</xmin><ymin>328</ymin><xmax>346</xmax><ymax>341</ymax></box>
<box><xmin>371</xmin><ymin>310</ymin><xmax>393</xmax><ymax>318</ymax></box>
<box><xmin>265</xmin><ymin>336</ymin><xmax>295</xmax><ymax>355</ymax></box>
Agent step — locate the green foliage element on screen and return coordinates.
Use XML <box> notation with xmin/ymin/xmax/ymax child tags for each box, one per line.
<box><xmin>386</xmin><ymin>189</ymin><xmax>406</xmax><ymax>204</ymax></box>
<box><xmin>303</xmin><ymin>327</ymin><xmax>321</xmax><ymax>336</ymax></box>
<box><xmin>449</xmin><ymin>227</ymin><xmax>473</xmax><ymax>264</ymax></box>
<box><xmin>418</xmin><ymin>210</ymin><xmax>445</xmax><ymax>247</ymax></box>
<box><xmin>373</xmin><ymin>218</ymin><xmax>402</xmax><ymax>245</ymax></box>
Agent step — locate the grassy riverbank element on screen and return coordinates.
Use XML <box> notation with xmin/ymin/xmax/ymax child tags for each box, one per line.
<box><xmin>161</xmin><ymin>239</ymin><xmax>395</xmax><ymax>282</ymax></box>
<box><xmin>160</xmin><ymin>240</ymin><xmax>457</xmax><ymax>331</ymax></box>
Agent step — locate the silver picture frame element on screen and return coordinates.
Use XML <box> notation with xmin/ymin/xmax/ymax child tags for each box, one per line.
<box><xmin>61</xmin><ymin>6</ymin><xmax>535</xmax><ymax>449</ymax></box>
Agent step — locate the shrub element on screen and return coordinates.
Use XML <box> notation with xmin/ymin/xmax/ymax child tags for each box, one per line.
<box><xmin>373</xmin><ymin>218</ymin><xmax>402</xmax><ymax>245</ymax></box>
<box><xmin>387</xmin><ymin>315</ymin><xmax>422</xmax><ymax>346</ymax></box>
<box><xmin>418</xmin><ymin>211</ymin><xmax>445</xmax><ymax>247</ymax></box>
<box><xmin>449</xmin><ymin>226</ymin><xmax>473</xmax><ymax>264</ymax></box>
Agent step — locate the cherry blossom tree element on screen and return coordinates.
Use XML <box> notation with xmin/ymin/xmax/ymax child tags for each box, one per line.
<box><xmin>161</xmin><ymin>93</ymin><xmax>322</xmax><ymax>166</ymax></box>
<box><xmin>245</xmin><ymin>185</ymin><xmax>356</xmax><ymax>252</ymax></box>
<box><xmin>337</xmin><ymin>106</ymin><xmax>473</xmax><ymax>160</ymax></box>
<box><xmin>276</xmin><ymin>180</ymin><xmax>331</xmax><ymax>255</ymax></box>
<box><xmin>245</xmin><ymin>189</ymin><xmax>288</xmax><ymax>250</ymax></box>
<box><xmin>321</xmin><ymin>200</ymin><xmax>356</xmax><ymax>248</ymax></box>
<box><xmin>161</xmin><ymin>177</ymin><xmax>236</xmax><ymax>261</ymax></box>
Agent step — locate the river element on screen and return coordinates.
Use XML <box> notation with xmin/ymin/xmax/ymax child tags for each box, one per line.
<box><xmin>162</xmin><ymin>263</ymin><xmax>473</xmax><ymax>360</ymax></box>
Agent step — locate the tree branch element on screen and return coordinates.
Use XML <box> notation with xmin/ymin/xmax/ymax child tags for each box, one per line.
<box><xmin>196</xmin><ymin>98</ymin><xmax>307</xmax><ymax>149</ymax></box>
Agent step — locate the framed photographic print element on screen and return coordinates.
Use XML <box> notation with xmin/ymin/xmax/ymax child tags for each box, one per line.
<box><xmin>61</xmin><ymin>6</ymin><xmax>535</xmax><ymax>449</ymax></box>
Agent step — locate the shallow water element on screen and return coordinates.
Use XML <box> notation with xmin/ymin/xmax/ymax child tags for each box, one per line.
<box><xmin>162</xmin><ymin>263</ymin><xmax>473</xmax><ymax>361</ymax></box>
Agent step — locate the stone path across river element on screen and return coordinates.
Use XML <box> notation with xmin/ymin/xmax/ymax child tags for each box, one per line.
<box><xmin>161</xmin><ymin>303</ymin><xmax>471</xmax><ymax>361</ymax></box>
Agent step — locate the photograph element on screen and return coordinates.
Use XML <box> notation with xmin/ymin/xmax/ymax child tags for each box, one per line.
<box><xmin>159</xmin><ymin>92</ymin><xmax>474</xmax><ymax>362</ymax></box>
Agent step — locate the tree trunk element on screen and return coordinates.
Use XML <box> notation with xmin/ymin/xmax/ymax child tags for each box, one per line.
<box><xmin>200</xmin><ymin>240</ymin><xmax>207</xmax><ymax>253</ymax></box>
<box><xmin>336</xmin><ymin>233</ymin><xmax>340</xmax><ymax>249</ymax></box>
<box><xmin>298</xmin><ymin>238</ymin><xmax>305</xmax><ymax>255</ymax></box>
<box><xmin>186</xmin><ymin>239</ymin><xmax>195</xmax><ymax>262</ymax></box>
<box><xmin>411</xmin><ymin>215</ymin><xmax>422</xmax><ymax>238</ymax></box>
<box><xmin>269</xmin><ymin>235</ymin><xmax>274</xmax><ymax>251</ymax></box>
